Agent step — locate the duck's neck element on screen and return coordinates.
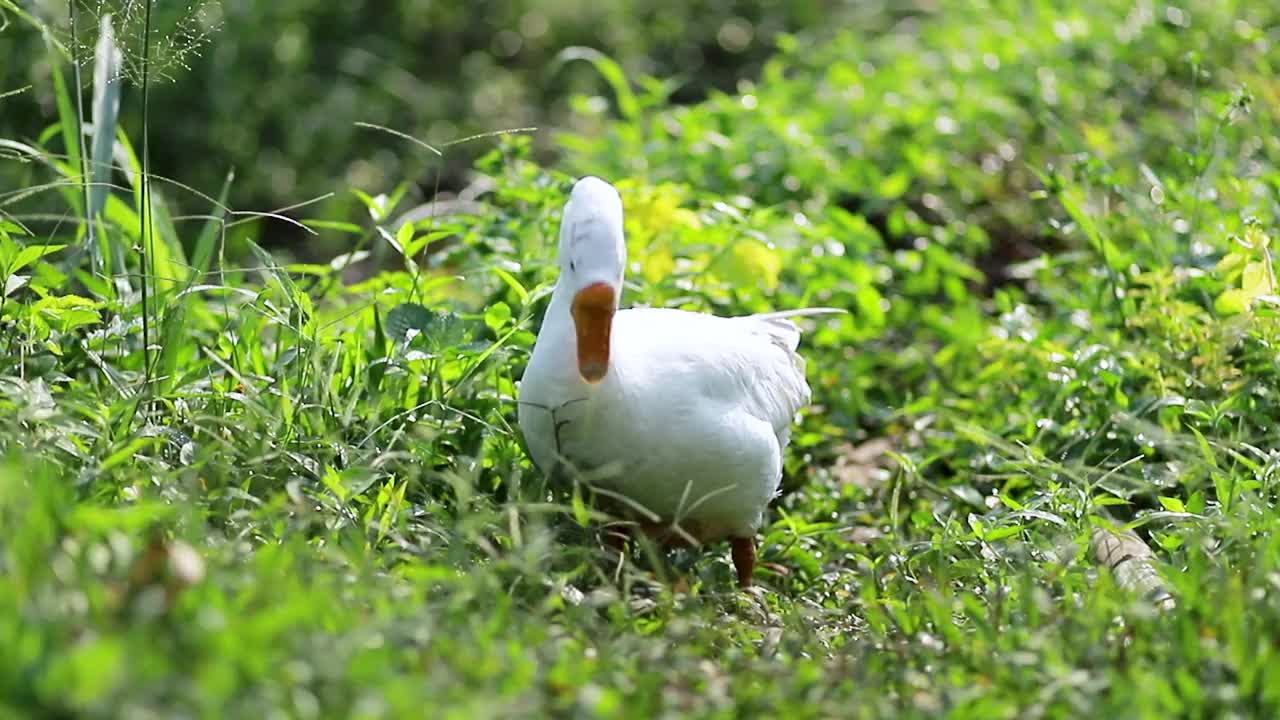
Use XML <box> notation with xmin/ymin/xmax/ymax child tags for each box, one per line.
<box><xmin>545</xmin><ymin>282</ymin><xmax>576</xmax><ymax>332</ymax></box>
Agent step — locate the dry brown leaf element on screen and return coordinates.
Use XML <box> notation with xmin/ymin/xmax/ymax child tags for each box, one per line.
<box><xmin>831</xmin><ymin>437</ymin><xmax>897</xmax><ymax>489</ymax></box>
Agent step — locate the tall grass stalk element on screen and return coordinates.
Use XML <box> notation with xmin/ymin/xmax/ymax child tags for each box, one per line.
<box><xmin>68</xmin><ymin>2</ymin><xmax>91</xmax><ymax>260</ymax></box>
<box><xmin>139</xmin><ymin>0</ymin><xmax>155</xmax><ymax>384</ymax></box>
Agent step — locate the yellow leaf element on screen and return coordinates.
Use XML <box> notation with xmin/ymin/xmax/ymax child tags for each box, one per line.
<box><xmin>1080</xmin><ymin>122</ymin><xmax>1116</xmax><ymax>155</ymax></box>
<box><xmin>1215</xmin><ymin>251</ymin><xmax>1245</xmax><ymax>276</ymax></box>
<box><xmin>1215</xmin><ymin>288</ymin><xmax>1250</xmax><ymax>315</ymax></box>
<box><xmin>641</xmin><ymin>245</ymin><xmax>675</xmax><ymax>282</ymax></box>
<box><xmin>1241</xmin><ymin>260</ymin><xmax>1274</xmax><ymax>297</ymax></box>
<box><xmin>715</xmin><ymin>238</ymin><xmax>782</xmax><ymax>290</ymax></box>
<box><xmin>618</xmin><ymin>181</ymin><xmax>704</xmax><ymax>284</ymax></box>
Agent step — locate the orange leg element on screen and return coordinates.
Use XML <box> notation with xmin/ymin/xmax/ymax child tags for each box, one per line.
<box><xmin>731</xmin><ymin>537</ymin><xmax>756</xmax><ymax>588</ymax></box>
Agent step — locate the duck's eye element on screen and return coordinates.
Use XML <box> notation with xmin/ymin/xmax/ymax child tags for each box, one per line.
<box><xmin>569</xmin><ymin>261</ymin><xmax>576</xmax><ymax>272</ymax></box>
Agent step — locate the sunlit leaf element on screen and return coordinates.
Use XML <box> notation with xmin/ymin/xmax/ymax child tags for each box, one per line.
<box><xmin>715</xmin><ymin>238</ymin><xmax>781</xmax><ymax>290</ymax></box>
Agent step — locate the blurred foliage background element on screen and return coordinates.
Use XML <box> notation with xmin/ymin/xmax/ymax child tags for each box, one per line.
<box><xmin>2</xmin><ymin>0</ymin><xmax>863</xmax><ymax>249</ymax></box>
<box><xmin>6</xmin><ymin>0</ymin><xmax>1280</xmax><ymax>715</ymax></box>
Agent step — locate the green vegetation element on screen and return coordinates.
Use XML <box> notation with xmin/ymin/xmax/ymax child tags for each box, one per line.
<box><xmin>1</xmin><ymin>0</ymin><xmax>845</xmax><ymax>224</ymax></box>
<box><xmin>3</xmin><ymin>0</ymin><xmax>1280</xmax><ymax>716</ymax></box>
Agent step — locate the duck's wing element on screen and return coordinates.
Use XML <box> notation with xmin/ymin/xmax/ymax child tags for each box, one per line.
<box><xmin>727</xmin><ymin>309</ymin><xmax>842</xmax><ymax>444</ymax></box>
<box><xmin>619</xmin><ymin>307</ymin><xmax>841</xmax><ymax>447</ymax></box>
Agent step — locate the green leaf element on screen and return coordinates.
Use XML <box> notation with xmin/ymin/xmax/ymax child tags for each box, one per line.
<box><xmin>393</xmin><ymin>221</ymin><xmax>414</xmax><ymax>255</ymax></box>
<box><xmin>491</xmin><ymin>267</ymin><xmax>530</xmax><ymax>306</ymax></box>
<box><xmin>1186</xmin><ymin>490</ymin><xmax>1206</xmax><ymax>515</ymax></box>
<box><xmin>385</xmin><ymin>302</ymin><xmax>434</xmax><ymax>343</ymax></box>
<box><xmin>38</xmin><ymin>636</ymin><xmax>125</xmax><ymax>707</ymax></box>
<box><xmin>967</xmin><ymin>514</ymin><xmax>985</xmax><ymax>539</ymax></box>
<box><xmin>1092</xmin><ymin>495</ymin><xmax>1130</xmax><ymax>507</ymax></box>
<box><xmin>553</xmin><ymin>47</ymin><xmax>639</xmax><ymax>120</ymax></box>
<box><xmin>983</xmin><ymin>525</ymin><xmax>1023</xmax><ymax>542</ymax></box>
<box><xmin>1214</xmin><ymin>288</ymin><xmax>1249</xmax><ymax>315</ymax></box>
<box><xmin>1215</xmin><ymin>250</ymin><xmax>1245</xmax><ymax>275</ymax></box>
<box><xmin>99</xmin><ymin>436</ymin><xmax>161</xmax><ymax>472</ymax></box>
<box><xmin>571</xmin><ymin>484</ymin><xmax>591</xmax><ymax>527</ymax></box>
<box><xmin>1158</xmin><ymin>496</ymin><xmax>1186</xmax><ymax>513</ymax></box>
<box><xmin>854</xmin><ymin>284</ymin><xmax>886</xmax><ymax>327</ymax></box>
<box><xmin>321</xmin><ymin>465</ymin><xmax>349</xmax><ymax>503</ymax></box>
<box><xmin>877</xmin><ymin>170</ymin><xmax>911</xmax><ymax>200</ymax></box>
<box><xmin>143</xmin><ymin>190</ymin><xmax>189</xmax><ymax>294</ymax></box>
<box><xmin>998</xmin><ymin>494</ymin><xmax>1025</xmax><ymax>511</ymax></box>
<box><xmin>33</xmin><ymin>294</ymin><xmax>102</xmax><ymax>332</ymax></box>
<box><xmin>404</xmin><ymin>229</ymin><xmax>455</xmax><ymax>259</ymax></box>
<box><xmin>1213</xmin><ymin>472</ymin><xmax>1234</xmax><ymax>512</ymax></box>
<box><xmin>484</xmin><ymin>302</ymin><xmax>512</xmax><ymax>333</ymax></box>
<box><xmin>9</xmin><ymin>244</ymin><xmax>67</xmax><ymax>274</ymax></box>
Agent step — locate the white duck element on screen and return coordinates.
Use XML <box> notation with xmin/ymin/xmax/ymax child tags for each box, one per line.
<box><xmin>518</xmin><ymin>176</ymin><xmax>836</xmax><ymax>588</ymax></box>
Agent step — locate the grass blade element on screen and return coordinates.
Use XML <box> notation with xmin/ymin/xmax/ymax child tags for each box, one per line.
<box><xmin>90</xmin><ymin>14</ymin><xmax>123</xmax><ymax>225</ymax></box>
<box><xmin>190</xmin><ymin>169</ymin><xmax>234</xmax><ymax>279</ymax></box>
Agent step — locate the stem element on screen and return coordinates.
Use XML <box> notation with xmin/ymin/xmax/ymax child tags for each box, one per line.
<box><xmin>69</xmin><ymin>1</ymin><xmax>92</xmax><ymax>260</ymax></box>
<box><xmin>139</xmin><ymin>0</ymin><xmax>154</xmax><ymax>386</ymax></box>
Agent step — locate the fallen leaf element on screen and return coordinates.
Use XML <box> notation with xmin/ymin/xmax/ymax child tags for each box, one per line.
<box><xmin>831</xmin><ymin>437</ymin><xmax>897</xmax><ymax>489</ymax></box>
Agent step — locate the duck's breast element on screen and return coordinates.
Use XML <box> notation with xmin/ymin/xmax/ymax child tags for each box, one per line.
<box><xmin>562</xmin><ymin>310</ymin><xmax>796</xmax><ymax>536</ymax></box>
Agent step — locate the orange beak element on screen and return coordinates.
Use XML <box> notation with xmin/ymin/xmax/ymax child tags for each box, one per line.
<box><xmin>570</xmin><ymin>282</ymin><xmax>616</xmax><ymax>383</ymax></box>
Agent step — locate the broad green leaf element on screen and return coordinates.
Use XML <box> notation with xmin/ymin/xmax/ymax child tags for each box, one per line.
<box><xmin>10</xmin><ymin>244</ymin><xmax>67</xmax><ymax>273</ymax></box>
<box><xmin>385</xmin><ymin>302</ymin><xmax>434</xmax><ymax>343</ymax></box>
<box><xmin>484</xmin><ymin>301</ymin><xmax>512</xmax><ymax>333</ymax></box>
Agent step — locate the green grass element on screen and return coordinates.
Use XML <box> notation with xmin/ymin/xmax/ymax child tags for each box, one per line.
<box><xmin>3</xmin><ymin>1</ymin><xmax>1280</xmax><ymax>717</ymax></box>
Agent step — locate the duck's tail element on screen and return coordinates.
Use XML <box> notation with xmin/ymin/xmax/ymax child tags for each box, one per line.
<box><xmin>746</xmin><ymin>307</ymin><xmax>849</xmax><ymax>322</ymax></box>
<box><xmin>732</xmin><ymin>307</ymin><xmax>846</xmax><ymax>394</ymax></box>
<box><xmin>739</xmin><ymin>307</ymin><xmax>848</xmax><ymax>352</ymax></box>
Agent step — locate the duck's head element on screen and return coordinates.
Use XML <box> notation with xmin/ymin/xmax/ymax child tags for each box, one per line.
<box><xmin>558</xmin><ymin>176</ymin><xmax>626</xmax><ymax>384</ymax></box>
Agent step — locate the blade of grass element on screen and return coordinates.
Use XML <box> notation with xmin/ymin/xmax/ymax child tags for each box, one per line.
<box><xmin>189</xmin><ymin>169</ymin><xmax>234</xmax><ymax>280</ymax></box>
<box><xmin>90</xmin><ymin>13</ymin><xmax>124</xmax><ymax>292</ymax></box>
<box><xmin>48</xmin><ymin>32</ymin><xmax>84</xmax><ymax>219</ymax></box>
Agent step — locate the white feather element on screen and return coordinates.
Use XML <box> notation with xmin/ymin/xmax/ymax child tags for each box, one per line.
<box><xmin>518</xmin><ymin>177</ymin><xmax>841</xmax><ymax>541</ymax></box>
